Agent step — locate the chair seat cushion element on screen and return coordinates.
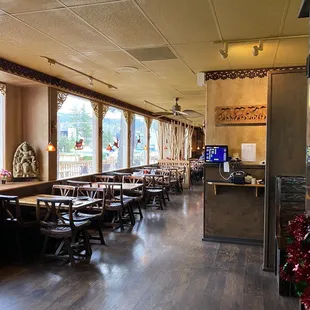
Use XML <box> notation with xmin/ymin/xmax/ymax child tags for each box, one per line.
<box><xmin>146</xmin><ymin>189</ymin><xmax>163</xmax><ymax>194</ymax></box>
<box><xmin>62</xmin><ymin>212</ymin><xmax>98</xmax><ymax>222</ymax></box>
<box><xmin>40</xmin><ymin>226</ymin><xmax>72</xmax><ymax>238</ymax></box>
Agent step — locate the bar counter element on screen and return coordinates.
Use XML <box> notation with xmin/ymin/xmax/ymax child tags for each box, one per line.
<box><xmin>203</xmin><ymin>163</ymin><xmax>265</xmax><ymax>245</ymax></box>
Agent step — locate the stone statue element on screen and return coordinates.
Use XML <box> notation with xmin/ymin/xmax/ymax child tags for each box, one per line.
<box><xmin>13</xmin><ymin>142</ymin><xmax>39</xmax><ymax>178</ymax></box>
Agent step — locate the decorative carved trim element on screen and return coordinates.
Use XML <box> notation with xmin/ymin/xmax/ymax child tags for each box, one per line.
<box><xmin>144</xmin><ymin>117</ymin><xmax>152</xmax><ymax>130</ymax></box>
<box><xmin>0</xmin><ymin>57</ymin><xmax>156</xmax><ymax>117</ymax></box>
<box><xmin>123</xmin><ymin>111</ymin><xmax>134</xmax><ymax>125</ymax></box>
<box><xmin>90</xmin><ymin>101</ymin><xmax>109</xmax><ymax>118</ymax></box>
<box><xmin>205</xmin><ymin>66</ymin><xmax>306</xmax><ymax>81</ymax></box>
<box><xmin>0</xmin><ymin>83</ymin><xmax>6</xmax><ymax>95</ymax></box>
<box><xmin>215</xmin><ymin>105</ymin><xmax>267</xmax><ymax>126</ymax></box>
<box><xmin>57</xmin><ymin>91</ymin><xmax>68</xmax><ymax>110</ymax></box>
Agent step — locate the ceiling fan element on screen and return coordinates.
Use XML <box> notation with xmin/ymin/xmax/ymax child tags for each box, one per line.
<box><xmin>149</xmin><ymin>98</ymin><xmax>203</xmax><ymax>119</ymax></box>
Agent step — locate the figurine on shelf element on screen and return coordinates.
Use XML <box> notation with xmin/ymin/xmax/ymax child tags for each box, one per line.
<box><xmin>0</xmin><ymin>168</ymin><xmax>11</xmax><ymax>184</ymax></box>
<box><xmin>75</xmin><ymin>139</ymin><xmax>84</xmax><ymax>150</ymax></box>
<box><xmin>113</xmin><ymin>138</ymin><xmax>119</xmax><ymax>148</ymax></box>
<box><xmin>106</xmin><ymin>144</ymin><xmax>112</xmax><ymax>151</ymax></box>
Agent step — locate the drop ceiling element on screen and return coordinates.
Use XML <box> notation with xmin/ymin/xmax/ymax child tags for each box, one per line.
<box><xmin>0</xmin><ymin>0</ymin><xmax>307</xmax><ymax>126</ymax></box>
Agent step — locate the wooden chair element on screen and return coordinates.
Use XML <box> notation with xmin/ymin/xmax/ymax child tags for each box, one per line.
<box><xmin>67</xmin><ymin>180</ymin><xmax>92</xmax><ymax>187</ymax></box>
<box><xmin>36</xmin><ymin>197</ymin><xmax>91</xmax><ymax>267</ymax></box>
<box><xmin>52</xmin><ymin>184</ymin><xmax>75</xmax><ymax>197</ymax></box>
<box><xmin>156</xmin><ymin>169</ymin><xmax>172</xmax><ymax>202</ymax></box>
<box><xmin>122</xmin><ymin>175</ymin><xmax>144</xmax><ymax>220</ymax></box>
<box><xmin>0</xmin><ymin>195</ymin><xmax>37</xmax><ymax>262</ymax></box>
<box><xmin>94</xmin><ymin>175</ymin><xmax>116</xmax><ymax>183</ymax></box>
<box><xmin>144</xmin><ymin>175</ymin><xmax>165</xmax><ymax>210</ymax></box>
<box><xmin>65</xmin><ymin>187</ymin><xmax>107</xmax><ymax>245</ymax></box>
<box><xmin>97</xmin><ymin>182</ymin><xmax>135</xmax><ymax>230</ymax></box>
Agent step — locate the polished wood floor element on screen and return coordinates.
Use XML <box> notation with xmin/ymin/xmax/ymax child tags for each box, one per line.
<box><xmin>0</xmin><ymin>186</ymin><xmax>298</xmax><ymax>310</ymax></box>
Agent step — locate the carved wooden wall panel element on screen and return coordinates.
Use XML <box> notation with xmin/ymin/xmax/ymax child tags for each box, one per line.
<box><xmin>215</xmin><ymin>105</ymin><xmax>267</xmax><ymax>125</ymax></box>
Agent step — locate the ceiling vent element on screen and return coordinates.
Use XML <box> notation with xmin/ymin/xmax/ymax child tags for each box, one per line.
<box><xmin>126</xmin><ymin>46</ymin><xmax>177</xmax><ymax>62</ymax></box>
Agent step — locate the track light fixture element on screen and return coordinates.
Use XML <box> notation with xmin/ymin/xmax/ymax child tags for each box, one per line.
<box><xmin>219</xmin><ymin>42</ymin><xmax>228</xmax><ymax>59</ymax></box>
<box><xmin>89</xmin><ymin>77</ymin><xmax>94</xmax><ymax>87</ymax></box>
<box><xmin>252</xmin><ymin>40</ymin><xmax>263</xmax><ymax>56</ymax></box>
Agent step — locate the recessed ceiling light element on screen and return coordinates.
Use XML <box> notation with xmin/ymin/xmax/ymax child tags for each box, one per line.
<box><xmin>115</xmin><ymin>66</ymin><xmax>138</xmax><ymax>73</ymax></box>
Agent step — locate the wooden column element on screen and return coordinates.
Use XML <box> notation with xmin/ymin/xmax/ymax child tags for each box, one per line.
<box><xmin>145</xmin><ymin>117</ymin><xmax>151</xmax><ymax>165</ymax></box>
<box><xmin>124</xmin><ymin>111</ymin><xmax>133</xmax><ymax>168</ymax></box>
<box><xmin>96</xmin><ymin>103</ymin><xmax>103</xmax><ymax>173</ymax></box>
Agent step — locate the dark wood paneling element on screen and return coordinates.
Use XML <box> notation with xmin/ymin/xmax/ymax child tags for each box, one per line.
<box><xmin>264</xmin><ymin>70</ymin><xmax>307</xmax><ymax>270</ymax></box>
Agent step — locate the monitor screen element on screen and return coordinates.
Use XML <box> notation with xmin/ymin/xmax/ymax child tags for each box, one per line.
<box><xmin>205</xmin><ymin>145</ymin><xmax>228</xmax><ymax>163</ymax></box>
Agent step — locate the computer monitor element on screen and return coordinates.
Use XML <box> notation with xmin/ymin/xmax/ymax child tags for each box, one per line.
<box><xmin>205</xmin><ymin>145</ymin><xmax>228</xmax><ymax>163</ymax></box>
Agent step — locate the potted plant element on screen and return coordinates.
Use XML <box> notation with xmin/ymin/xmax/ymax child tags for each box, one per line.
<box><xmin>0</xmin><ymin>169</ymin><xmax>11</xmax><ymax>184</ymax></box>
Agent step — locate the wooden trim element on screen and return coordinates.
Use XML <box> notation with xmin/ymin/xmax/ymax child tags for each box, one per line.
<box><xmin>202</xmin><ymin>236</ymin><xmax>263</xmax><ymax>246</ymax></box>
<box><xmin>205</xmin><ymin>66</ymin><xmax>306</xmax><ymax>81</ymax></box>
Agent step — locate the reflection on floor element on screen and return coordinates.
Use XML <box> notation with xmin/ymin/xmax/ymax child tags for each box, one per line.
<box><xmin>0</xmin><ymin>186</ymin><xmax>298</xmax><ymax>310</ymax></box>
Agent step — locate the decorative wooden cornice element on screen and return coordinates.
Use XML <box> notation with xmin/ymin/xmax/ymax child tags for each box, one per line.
<box><xmin>0</xmin><ymin>57</ymin><xmax>154</xmax><ymax>117</ymax></box>
<box><xmin>205</xmin><ymin>66</ymin><xmax>306</xmax><ymax>81</ymax></box>
<box><xmin>0</xmin><ymin>83</ymin><xmax>6</xmax><ymax>95</ymax></box>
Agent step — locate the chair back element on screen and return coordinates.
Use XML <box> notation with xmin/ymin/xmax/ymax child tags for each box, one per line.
<box><xmin>52</xmin><ymin>184</ymin><xmax>75</xmax><ymax>197</ymax></box>
<box><xmin>122</xmin><ymin>175</ymin><xmax>143</xmax><ymax>184</ymax></box>
<box><xmin>157</xmin><ymin>169</ymin><xmax>171</xmax><ymax>185</ymax></box>
<box><xmin>94</xmin><ymin>175</ymin><xmax>116</xmax><ymax>183</ymax></box>
<box><xmin>36</xmin><ymin>197</ymin><xmax>75</xmax><ymax>229</ymax></box>
<box><xmin>77</xmin><ymin>187</ymin><xmax>106</xmax><ymax>217</ymax></box>
<box><xmin>67</xmin><ymin>180</ymin><xmax>92</xmax><ymax>187</ymax></box>
<box><xmin>144</xmin><ymin>175</ymin><xmax>164</xmax><ymax>189</ymax></box>
<box><xmin>0</xmin><ymin>195</ymin><xmax>24</xmax><ymax>226</ymax></box>
<box><xmin>97</xmin><ymin>182</ymin><xmax>123</xmax><ymax>206</ymax></box>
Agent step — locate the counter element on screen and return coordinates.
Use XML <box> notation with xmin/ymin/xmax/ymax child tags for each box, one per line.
<box><xmin>203</xmin><ymin>164</ymin><xmax>265</xmax><ymax>245</ymax></box>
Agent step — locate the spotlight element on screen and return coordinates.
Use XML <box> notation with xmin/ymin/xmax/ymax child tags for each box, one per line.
<box><xmin>219</xmin><ymin>42</ymin><xmax>228</xmax><ymax>59</ymax></box>
<box><xmin>89</xmin><ymin>77</ymin><xmax>94</xmax><ymax>87</ymax></box>
<box><xmin>252</xmin><ymin>40</ymin><xmax>263</xmax><ymax>56</ymax></box>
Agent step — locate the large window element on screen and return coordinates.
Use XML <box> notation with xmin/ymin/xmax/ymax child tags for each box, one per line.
<box><xmin>57</xmin><ymin>94</ymin><xmax>96</xmax><ymax>178</ymax></box>
<box><xmin>0</xmin><ymin>90</ymin><xmax>4</xmax><ymax>169</ymax></box>
<box><xmin>149</xmin><ymin>119</ymin><xmax>160</xmax><ymax>164</ymax></box>
<box><xmin>102</xmin><ymin>107</ymin><xmax>127</xmax><ymax>171</ymax></box>
<box><xmin>130</xmin><ymin>114</ymin><xmax>147</xmax><ymax>167</ymax></box>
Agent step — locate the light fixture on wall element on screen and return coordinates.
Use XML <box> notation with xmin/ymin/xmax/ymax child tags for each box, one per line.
<box><xmin>219</xmin><ymin>42</ymin><xmax>228</xmax><ymax>59</ymax></box>
<box><xmin>46</xmin><ymin>59</ymin><xmax>56</xmax><ymax>152</ymax></box>
<box><xmin>252</xmin><ymin>40</ymin><xmax>263</xmax><ymax>56</ymax></box>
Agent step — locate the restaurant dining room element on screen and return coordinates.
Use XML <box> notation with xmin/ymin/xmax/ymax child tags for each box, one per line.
<box><xmin>0</xmin><ymin>0</ymin><xmax>310</xmax><ymax>309</ymax></box>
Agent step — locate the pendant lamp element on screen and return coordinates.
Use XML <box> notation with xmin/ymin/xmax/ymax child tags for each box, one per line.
<box><xmin>46</xmin><ymin>60</ymin><xmax>56</xmax><ymax>152</ymax></box>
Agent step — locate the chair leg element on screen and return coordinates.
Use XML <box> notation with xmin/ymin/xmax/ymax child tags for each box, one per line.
<box><xmin>15</xmin><ymin>233</ymin><xmax>23</xmax><ymax>263</ymax></box>
<box><xmin>127</xmin><ymin>203</ymin><xmax>135</xmax><ymax>225</ymax></box>
<box><xmin>97</xmin><ymin>220</ymin><xmax>106</xmax><ymax>245</ymax></box>
<box><xmin>159</xmin><ymin>195</ymin><xmax>163</xmax><ymax>210</ymax></box>
<box><xmin>165</xmin><ymin>189</ymin><xmax>170</xmax><ymax>201</ymax></box>
<box><xmin>161</xmin><ymin>193</ymin><xmax>167</xmax><ymax>207</ymax></box>
<box><xmin>82</xmin><ymin>228</ymin><xmax>92</xmax><ymax>258</ymax></box>
<box><xmin>118</xmin><ymin>210</ymin><xmax>125</xmax><ymax>231</ymax></box>
<box><xmin>64</xmin><ymin>238</ymin><xmax>75</xmax><ymax>267</ymax></box>
<box><xmin>137</xmin><ymin>201</ymin><xmax>143</xmax><ymax>219</ymax></box>
<box><xmin>40</xmin><ymin>235</ymin><xmax>49</xmax><ymax>264</ymax></box>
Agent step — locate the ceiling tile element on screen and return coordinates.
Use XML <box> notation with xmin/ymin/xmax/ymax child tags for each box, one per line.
<box><xmin>0</xmin><ymin>0</ymin><xmax>63</xmax><ymax>13</ymax></box>
<box><xmin>282</xmin><ymin>0</ymin><xmax>308</xmax><ymax>35</ymax></box>
<box><xmin>228</xmin><ymin>41</ymin><xmax>279</xmax><ymax>69</ymax></box>
<box><xmin>274</xmin><ymin>38</ymin><xmax>308</xmax><ymax>66</ymax></box>
<box><xmin>213</xmin><ymin>0</ymin><xmax>286</xmax><ymax>40</ymax></box>
<box><xmin>173</xmin><ymin>42</ymin><xmax>231</xmax><ymax>72</ymax></box>
<box><xmin>135</xmin><ymin>0</ymin><xmax>220</xmax><ymax>44</ymax></box>
<box><xmin>17</xmin><ymin>9</ymin><xmax>117</xmax><ymax>52</ymax></box>
<box><xmin>82</xmin><ymin>50</ymin><xmax>147</xmax><ymax>72</ymax></box>
<box><xmin>126</xmin><ymin>46</ymin><xmax>177</xmax><ymax>61</ymax></box>
<box><xmin>143</xmin><ymin>59</ymin><xmax>190</xmax><ymax>71</ymax></box>
<box><xmin>62</xmin><ymin>0</ymin><xmax>122</xmax><ymax>5</ymax></box>
<box><xmin>0</xmin><ymin>15</ymin><xmax>72</xmax><ymax>54</ymax></box>
<box><xmin>72</xmin><ymin>1</ymin><xmax>165</xmax><ymax>48</ymax></box>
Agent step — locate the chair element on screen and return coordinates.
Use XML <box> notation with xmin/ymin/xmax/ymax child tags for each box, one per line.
<box><xmin>0</xmin><ymin>195</ymin><xmax>37</xmax><ymax>262</ymax></box>
<box><xmin>67</xmin><ymin>180</ymin><xmax>92</xmax><ymax>187</ymax></box>
<box><xmin>156</xmin><ymin>170</ymin><xmax>171</xmax><ymax>202</ymax></box>
<box><xmin>97</xmin><ymin>182</ymin><xmax>135</xmax><ymax>230</ymax></box>
<box><xmin>144</xmin><ymin>175</ymin><xmax>165</xmax><ymax>210</ymax></box>
<box><xmin>52</xmin><ymin>184</ymin><xmax>75</xmax><ymax>197</ymax></box>
<box><xmin>94</xmin><ymin>175</ymin><xmax>116</xmax><ymax>183</ymax></box>
<box><xmin>122</xmin><ymin>175</ymin><xmax>144</xmax><ymax>220</ymax></box>
<box><xmin>36</xmin><ymin>197</ymin><xmax>91</xmax><ymax>267</ymax></box>
<box><xmin>62</xmin><ymin>187</ymin><xmax>106</xmax><ymax>245</ymax></box>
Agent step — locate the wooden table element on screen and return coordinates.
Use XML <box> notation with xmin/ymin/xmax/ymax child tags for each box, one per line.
<box><xmin>19</xmin><ymin>194</ymin><xmax>101</xmax><ymax>209</ymax></box>
<box><xmin>90</xmin><ymin>182</ymin><xmax>143</xmax><ymax>191</ymax></box>
<box><xmin>207</xmin><ymin>181</ymin><xmax>265</xmax><ymax>197</ymax></box>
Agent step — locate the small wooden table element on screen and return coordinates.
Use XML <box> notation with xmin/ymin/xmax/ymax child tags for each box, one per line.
<box><xmin>90</xmin><ymin>182</ymin><xmax>143</xmax><ymax>191</ymax></box>
<box><xmin>207</xmin><ymin>181</ymin><xmax>265</xmax><ymax>197</ymax></box>
<box><xmin>19</xmin><ymin>194</ymin><xmax>101</xmax><ymax>209</ymax></box>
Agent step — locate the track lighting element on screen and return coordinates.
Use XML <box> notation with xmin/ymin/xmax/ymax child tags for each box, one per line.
<box><xmin>219</xmin><ymin>42</ymin><xmax>228</xmax><ymax>59</ymax></box>
<box><xmin>89</xmin><ymin>77</ymin><xmax>94</xmax><ymax>87</ymax></box>
<box><xmin>252</xmin><ymin>40</ymin><xmax>263</xmax><ymax>56</ymax></box>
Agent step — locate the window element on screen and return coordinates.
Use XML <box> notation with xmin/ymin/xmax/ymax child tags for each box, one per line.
<box><xmin>57</xmin><ymin>94</ymin><xmax>96</xmax><ymax>178</ymax></box>
<box><xmin>149</xmin><ymin>119</ymin><xmax>160</xmax><ymax>164</ymax></box>
<box><xmin>0</xmin><ymin>90</ymin><xmax>4</xmax><ymax>169</ymax></box>
<box><xmin>130</xmin><ymin>114</ymin><xmax>147</xmax><ymax>167</ymax></box>
<box><xmin>102</xmin><ymin>107</ymin><xmax>127</xmax><ymax>171</ymax></box>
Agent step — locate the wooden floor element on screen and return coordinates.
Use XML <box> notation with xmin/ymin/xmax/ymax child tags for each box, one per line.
<box><xmin>0</xmin><ymin>186</ymin><xmax>298</xmax><ymax>310</ymax></box>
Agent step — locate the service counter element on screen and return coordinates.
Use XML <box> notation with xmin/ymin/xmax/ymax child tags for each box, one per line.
<box><xmin>203</xmin><ymin>164</ymin><xmax>265</xmax><ymax>245</ymax></box>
